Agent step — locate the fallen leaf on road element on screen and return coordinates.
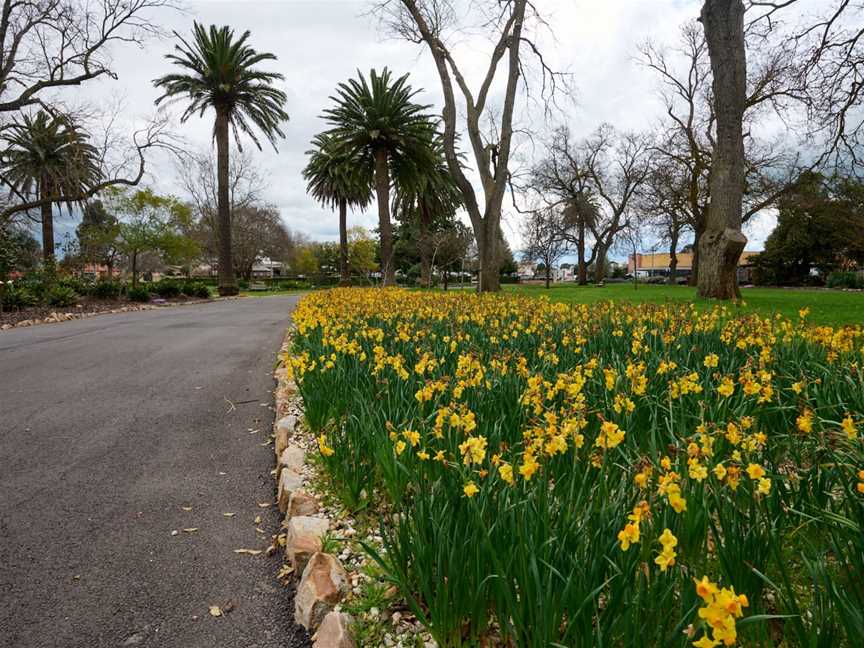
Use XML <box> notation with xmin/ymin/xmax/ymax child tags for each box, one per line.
<box><xmin>218</xmin><ymin>471</ymin><xmax>227</xmax><ymax>476</ymax></box>
<box><xmin>182</xmin><ymin>528</ymin><xmax>198</xmax><ymax>533</ymax></box>
<box><xmin>181</xmin><ymin>506</ymin><xmax>193</xmax><ymax>511</ymax></box>
<box><xmin>233</xmin><ymin>548</ymin><xmax>263</xmax><ymax>556</ymax></box>
<box><xmin>259</xmin><ymin>440</ymin><xmax>272</xmax><ymax>446</ymax></box>
<box><xmin>209</xmin><ymin>606</ymin><xmax>222</xmax><ymax>617</ymax></box>
<box><xmin>249</xmin><ymin>429</ymin><xmax>260</xmax><ymax>434</ymax></box>
<box><xmin>222</xmin><ymin>512</ymin><xmax>235</xmax><ymax>518</ymax></box>
<box><xmin>255</xmin><ymin>527</ymin><xmax>265</xmax><ymax>534</ymax></box>
<box><xmin>254</xmin><ymin>515</ymin><xmax>261</xmax><ymax>524</ymax></box>
<box><xmin>171</xmin><ymin>530</ymin><xmax>179</xmax><ymax>536</ymax></box>
<box><xmin>277</xmin><ymin>564</ymin><xmax>294</xmax><ymax>581</ymax></box>
<box><xmin>257</xmin><ymin>502</ymin><xmax>272</xmax><ymax>508</ymax></box>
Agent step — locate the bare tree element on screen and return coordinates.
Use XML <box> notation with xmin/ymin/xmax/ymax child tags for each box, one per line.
<box><xmin>639</xmin><ymin>16</ymin><xmax>808</xmax><ymax>290</ymax></box>
<box><xmin>0</xmin><ymin>0</ymin><xmax>181</xmax><ymax>223</ymax></box>
<box><xmin>638</xmin><ymin>153</ymin><xmax>693</xmax><ymax>284</ymax></box>
<box><xmin>521</xmin><ymin>207</ymin><xmax>569</xmax><ymax>289</ymax></box>
<box><xmin>377</xmin><ymin>0</ymin><xmax>565</xmax><ymax>291</ymax></box>
<box><xmin>583</xmin><ymin>125</ymin><xmax>653</xmax><ymax>284</ymax></box>
<box><xmin>176</xmin><ymin>147</ymin><xmax>265</xmax><ymax>225</ymax></box>
<box><xmin>526</xmin><ymin>126</ymin><xmax>598</xmax><ymax>284</ymax></box>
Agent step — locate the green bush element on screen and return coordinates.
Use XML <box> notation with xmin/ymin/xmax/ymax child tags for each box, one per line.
<box><xmin>92</xmin><ymin>280</ymin><xmax>122</xmax><ymax>299</ymax></box>
<box><xmin>47</xmin><ymin>284</ymin><xmax>79</xmax><ymax>307</ymax></box>
<box><xmin>826</xmin><ymin>270</ymin><xmax>863</xmax><ymax>289</ymax></box>
<box><xmin>0</xmin><ymin>282</ymin><xmax>37</xmax><ymax>309</ymax></box>
<box><xmin>127</xmin><ymin>285</ymin><xmax>150</xmax><ymax>302</ymax></box>
<box><xmin>151</xmin><ymin>279</ymin><xmax>181</xmax><ymax>298</ymax></box>
<box><xmin>193</xmin><ymin>284</ymin><xmax>210</xmax><ymax>298</ymax></box>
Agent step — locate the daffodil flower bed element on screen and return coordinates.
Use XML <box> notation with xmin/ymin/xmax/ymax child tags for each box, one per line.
<box><xmin>286</xmin><ymin>288</ymin><xmax>864</xmax><ymax>647</ymax></box>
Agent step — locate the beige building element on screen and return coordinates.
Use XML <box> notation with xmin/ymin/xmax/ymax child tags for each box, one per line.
<box><xmin>628</xmin><ymin>251</ymin><xmax>761</xmax><ymax>283</ymax></box>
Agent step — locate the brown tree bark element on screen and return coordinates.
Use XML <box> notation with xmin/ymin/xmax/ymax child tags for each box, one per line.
<box><xmin>374</xmin><ymin>148</ymin><xmax>396</xmax><ymax>287</ymax></box>
<box><xmin>577</xmin><ymin>219</ymin><xmax>587</xmax><ymax>285</ymax></box>
<box><xmin>478</xmin><ymin>220</ymin><xmax>500</xmax><ymax>292</ymax></box>
<box><xmin>698</xmin><ymin>0</ymin><xmax>748</xmax><ymax>300</ymax></box>
<box><xmin>215</xmin><ymin>108</ymin><xmax>238</xmax><ymax>296</ymax></box>
<box><xmin>667</xmin><ymin>230</ymin><xmax>679</xmax><ymax>285</ymax></box>
<box><xmin>594</xmin><ymin>244</ymin><xmax>608</xmax><ymax>284</ymax></box>
<box><xmin>338</xmin><ymin>198</ymin><xmax>350</xmax><ymax>286</ymax></box>
<box><xmin>418</xmin><ymin>200</ymin><xmax>432</xmax><ymax>288</ymax></box>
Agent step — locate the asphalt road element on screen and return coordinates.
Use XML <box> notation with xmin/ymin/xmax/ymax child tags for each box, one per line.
<box><xmin>0</xmin><ymin>297</ymin><xmax>311</xmax><ymax>648</ymax></box>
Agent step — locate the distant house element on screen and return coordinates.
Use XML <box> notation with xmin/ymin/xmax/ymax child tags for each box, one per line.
<box><xmin>627</xmin><ymin>251</ymin><xmax>761</xmax><ymax>284</ymax></box>
<box><xmin>79</xmin><ymin>263</ymin><xmax>121</xmax><ymax>280</ymax></box>
<box><xmin>553</xmin><ymin>264</ymin><xmax>575</xmax><ymax>282</ymax></box>
<box><xmin>517</xmin><ymin>262</ymin><xmax>536</xmax><ymax>280</ymax></box>
<box><xmin>251</xmin><ymin>257</ymin><xmax>284</xmax><ymax>278</ymax></box>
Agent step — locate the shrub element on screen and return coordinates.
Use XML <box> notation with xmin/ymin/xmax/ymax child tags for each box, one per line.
<box><xmin>827</xmin><ymin>270</ymin><xmax>863</xmax><ymax>289</ymax></box>
<box><xmin>192</xmin><ymin>283</ymin><xmax>210</xmax><ymax>298</ymax></box>
<box><xmin>46</xmin><ymin>284</ymin><xmax>79</xmax><ymax>307</ymax></box>
<box><xmin>0</xmin><ymin>282</ymin><xmax>37</xmax><ymax>309</ymax></box>
<box><xmin>151</xmin><ymin>279</ymin><xmax>181</xmax><ymax>298</ymax></box>
<box><xmin>92</xmin><ymin>280</ymin><xmax>122</xmax><ymax>299</ymax></box>
<box><xmin>126</xmin><ymin>285</ymin><xmax>150</xmax><ymax>302</ymax></box>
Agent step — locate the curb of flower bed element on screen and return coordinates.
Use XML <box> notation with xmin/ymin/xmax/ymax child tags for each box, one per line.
<box><xmin>0</xmin><ymin>295</ymin><xmax>240</xmax><ymax>332</ymax></box>
<box><xmin>272</xmin><ymin>327</ymin><xmax>439</xmax><ymax>648</ymax></box>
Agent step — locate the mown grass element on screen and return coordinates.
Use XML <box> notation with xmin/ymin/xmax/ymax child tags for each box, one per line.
<box><xmin>506</xmin><ymin>282</ymin><xmax>864</xmax><ymax>327</ymax></box>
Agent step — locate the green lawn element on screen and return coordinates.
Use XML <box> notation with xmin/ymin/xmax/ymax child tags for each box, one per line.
<box><xmin>507</xmin><ymin>282</ymin><xmax>864</xmax><ymax>327</ymax></box>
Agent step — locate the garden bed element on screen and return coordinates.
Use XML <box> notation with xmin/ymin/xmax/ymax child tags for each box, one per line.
<box><xmin>285</xmin><ymin>287</ymin><xmax>864</xmax><ymax>647</ymax></box>
<box><xmin>0</xmin><ymin>294</ymin><xmax>213</xmax><ymax>329</ymax></box>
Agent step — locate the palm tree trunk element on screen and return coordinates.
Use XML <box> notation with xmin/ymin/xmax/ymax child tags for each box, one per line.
<box><xmin>374</xmin><ymin>148</ymin><xmax>395</xmax><ymax>287</ymax></box>
<box><xmin>419</xmin><ymin>200</ymin><xmax>432</xmax><ymax>288</ymax></box>
<box><xmin>215</xmin><ymin>108</ymin><xmax>238</xmax><ymax>296</ymax></box>
<box><xmin>338</xmin><ymin>199</ymin><xmax>350</xmax><ymax>286</ymax></box>
<box><xmin>39</xmin><ymin>177</ymin><xmax>55</xmax><ymax>277</ymax></box>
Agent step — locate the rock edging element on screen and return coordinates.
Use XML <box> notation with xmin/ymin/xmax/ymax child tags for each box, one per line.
<box><xmin>0</xmin><ymin>296</ymin><xmax>241</xmax><ymax>332</ymax></box>
<box><xmin>273</xmin><ymin>326</ymin><xmax>438</xmax><ymax>648</ymax></box>
<box><xmin>272</xmin><ymin>328</ymin><xmax>355</xmax><ymax>648</ymax></box>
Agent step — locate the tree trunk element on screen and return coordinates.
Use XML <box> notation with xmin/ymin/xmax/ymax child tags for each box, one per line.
<box><xmin>215</xmin><ymin>108</ymin><xmax>238</xmax><ymax>296</ymax></box>
<box><xmin>667</xmin><ymin>231</ymin><xmax>679</xmax><ymax>285</ymax></box>
<box><xmin>698</xmin><ymin>0</ymin><xmax>748</xmax><ymax>300</ymax></box>
<box><xmin>545</xmin><ymin>263</ymin><xmax>551</xmax><ymax>289</ymax></box>
<box><xmin>442</xmin><ymin>270</ymin><xmax>448</xmax><ymax>290</ymax></box>
<box><xmin>418</xmin><ymin>200</ymin><xmax>432</xmax><ymax>288</ymax></box>
<box><xmin>338</xmin><ymin>198</ymin><xmax>350</xmax><ymax>286</ymax></box>
<box><xmin>577</xmin><ymin>219</ymin><xmax>587</xmax><ymax>285</ymax></box>
<box><xmin>39</xmin><ymin>175</ymin><xmax>55</xmax><ymax>277</ymax></box>
<box><xmin>689</xmin><ymin>222</ymin><xmax>704</xmax><ymax>286</ymax></box>
<box><xmin>594</xmin><ymin>244</ymin><xmax>608</xmax><ymax>283</ymax></box>
<box><xmin>131</xmin><ymin>250</ymin><xmax>138</xmax><ymax>288</ymax></box>
<box><xmin>374</xmin><ymin>148</ymin><xmax>396</xmax><ymax>287</ymax></box>
<box><xmin>477</xmin><ymin>219</ymin><xmax>501</xmax><ymax>292</ymax></box>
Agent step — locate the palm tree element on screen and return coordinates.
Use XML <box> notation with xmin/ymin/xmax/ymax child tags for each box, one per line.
<box><xmin>2</xmin><ymin>111</ymin><xmax>101</xmax><ymax>270</ymax></box>
<box><xmin>392</xmin><ymin>132</ymin><xmax>462</xmax><ymax>288</ymax></box>
<box><xmin>153</xmin><ymin>22</ymin><xmax>289</xmax><ymax>296</ymax></box>
<box><xmin>303</xmin><ymin>133</ymin><xmax>372</xmax><ymax>285</ymax></box>
<box><xmin>323</xmin><ymin>68</ymin><xmax>434</xmax><ymax>287</ymax></box>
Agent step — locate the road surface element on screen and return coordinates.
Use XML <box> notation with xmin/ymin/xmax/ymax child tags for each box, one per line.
<box><xmin>0</xmin><ymin>296</ymin><xmax>311</xmax><ymax>648</ymax></box>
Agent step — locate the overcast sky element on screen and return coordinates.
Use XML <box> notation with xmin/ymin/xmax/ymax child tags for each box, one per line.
<box><xmin>55</xmin><ymin>0</ymin><xmax>798</xmax><ymax>257</ymax></box>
